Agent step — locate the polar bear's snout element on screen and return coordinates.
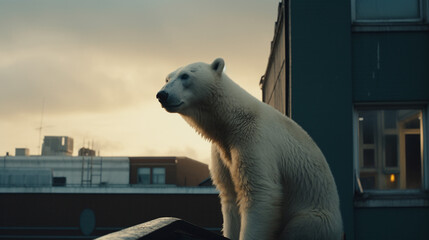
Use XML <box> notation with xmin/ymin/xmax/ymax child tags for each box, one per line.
<box><xmin>156</xmin><ymin>90</ymin><xmax>169</xmax><ymax>104</ymax></box>
<box><xmin>156</xmin><ymin>90</ymin><xmax>184</xmax><ymax>113</ymax></box>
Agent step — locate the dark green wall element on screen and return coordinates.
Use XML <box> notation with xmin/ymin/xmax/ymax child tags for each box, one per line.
<box><xmin>289</xmin><ymin>0</ymin><xmax>354</xmax><ymax>238</ymax></box>
<box><xmin>281</xmin><ymin>1</ymin><xmax>428</xmax><ymax>240</ymax></box>
<box><xmin>355</xmin><ymin>208</ymin><xmax>429</xmax><ymax>240</ymax></box>
<box><xmin>351</xmin><ymin>31</ymin><xmax>429</xmax><ymax>240</ymax></box>
<box><xmin>353</xmin><ymin>32</ymin><xmax>429</xmax><ymax>102</ymax></box>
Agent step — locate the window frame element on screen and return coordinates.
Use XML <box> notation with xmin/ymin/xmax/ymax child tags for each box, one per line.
<box><xmin>351</xmin><ymin>0</ymin><xmax>429</xmax><ymax>32</ymax></box>
<box><xmin>353</xmin><ymin>103</ymin><xmax>429</xmax><ymax>207</ymax></box>
<box><xmin>137</xmin><ymin>167</ymin><xmax>166</xmax><ymax>185</ymax></box>
<box><xmin>351</xmin><ymin>0</ymin><xmax>426</xmax><ymax>24</ymax></box>
<box><xmin>152</xmin><ymin>167</ymin><xmax>166</xmax><ymax>185</ymax></box>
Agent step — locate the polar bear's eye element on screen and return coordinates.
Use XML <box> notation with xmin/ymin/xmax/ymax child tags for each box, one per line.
<box><xmin>180</xmin><ymin>73</ymin><xmax>189</xmax><ymax>80</ymax></box>
<box><xmin>165</xmin><ymin>78</ymin><xmax>169</xmax><ymax>83</ymax></box>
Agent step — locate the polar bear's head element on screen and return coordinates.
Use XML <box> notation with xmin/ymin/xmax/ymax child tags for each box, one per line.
<box><xmin>156</xmin><ymin>58</ymin><xmax>225</xmax><ymax>114</ymax></box>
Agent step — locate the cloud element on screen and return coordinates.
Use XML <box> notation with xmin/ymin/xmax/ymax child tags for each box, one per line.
<box><xmin>0</xmin><ymin>45</ymin><xmax>145</xmax><ymax>117</ymax></box>
<box><xmin>0</xmin><ymin>0</ymin><xmax>278</xmax><ymax>64</ymax></box>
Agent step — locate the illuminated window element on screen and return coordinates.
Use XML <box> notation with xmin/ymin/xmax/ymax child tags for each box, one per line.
<box><xmin>356</xmin><ymin>108</ymin><xmax>424</xmax><ymax>190</ymax></box>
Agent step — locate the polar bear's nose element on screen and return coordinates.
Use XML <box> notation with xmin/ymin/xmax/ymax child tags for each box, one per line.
<box><xmin>156</xmin><ymin>90</ymin><xmax>169</xmax><ymax>103</ymax></box>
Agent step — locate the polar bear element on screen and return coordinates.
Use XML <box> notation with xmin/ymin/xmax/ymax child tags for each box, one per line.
<box><xmin>156</xmin><ymin>58</ymin><xmax>343</xmax><ymax>240</ymax></box>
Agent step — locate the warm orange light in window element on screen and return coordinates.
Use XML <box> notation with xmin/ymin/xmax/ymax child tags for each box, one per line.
<box><xmin>390</xmin><ymin>174</ymin><xmax>395</xmax><ymax>183</ymax></box>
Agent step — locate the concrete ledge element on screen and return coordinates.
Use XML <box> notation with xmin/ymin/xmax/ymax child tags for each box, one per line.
<box><xmin>96</xmin><ymin>217</ymin><xmax>228</xmax><ymax>240</ymax></box>
<box><xmin>0</xmin><ymin>186</ymin><xmax>219</xmax><ymax>194</ymax></box>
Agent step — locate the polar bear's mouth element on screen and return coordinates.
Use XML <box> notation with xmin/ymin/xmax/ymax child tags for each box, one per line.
<box><xmin>163</xmin><ymin>102</ymin><xmax>184</xmax><ymax>111</ymax></box>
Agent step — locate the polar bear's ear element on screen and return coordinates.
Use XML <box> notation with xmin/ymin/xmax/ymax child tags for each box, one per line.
<box><xmin>211</xmin><ymin>58</ymin><xmax>225</xmax><ymax>76</ymax></box>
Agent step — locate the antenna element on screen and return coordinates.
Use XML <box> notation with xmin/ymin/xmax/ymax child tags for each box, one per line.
<box><xmin>35</xmin><ymin>98</ymin><xmax>53</xmax><ymax>155</ymax></box>
<box><xmin>37</xmin><ymin>98</ymin><xmax>45</xmax><ymax>155</ymax></box>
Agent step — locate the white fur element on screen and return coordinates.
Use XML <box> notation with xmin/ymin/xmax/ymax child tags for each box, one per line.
<box><xmin>157</xmin><ymin>58</ymin><xmax>343</xmax><ymax>240</ymax></box>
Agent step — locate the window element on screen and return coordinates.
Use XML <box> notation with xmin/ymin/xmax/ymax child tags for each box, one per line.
<box><xmin>137</xmin><ymin>167</ymin><xmax>166</xmax><ymax>185</ymax></box>
<box><xmin>351</xmin><ymin>0</ymin><xmax>428</xmax><ymax>23</ymax></box>
<box><xmin>356</xmin><ymin>108</ymin><xmax>424</xmax><ymax>191</ymax></box>
<box><xmin>152</xmin><ymin>167</ymin><xmax>166</xmax><ymax>184</ymax></box>
<box><xmin>137</xmin><ymin>168</ymin><xmax>150</xmax><ymax>184</ymax></box>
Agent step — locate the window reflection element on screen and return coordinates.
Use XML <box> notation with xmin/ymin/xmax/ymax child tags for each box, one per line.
<box><xmin>357</xmin><ymin>109</ymin><xmax>423</xmax><ymax>190</ymax></box>
<box><xmin>138</xmin><ymin>168</ymin><xmax>151</xmax><ymax>184</ymax></box>
<box><xmin>152</xmin><ymin>167</ymin><xmax>166</xmax><ymax>184</ymax></box>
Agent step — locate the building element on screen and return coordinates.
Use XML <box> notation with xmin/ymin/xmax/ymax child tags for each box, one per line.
<box><xmin>42</xmin><ymin>136</ymin><xmax>74</xmax><ymax>156</ymax></box>
<box><xmin>1</xmin><ymin>156</ymin><xmax>129</xmax><ymax>187</ymax></box>
<box><xmin>261</xmin><ymin>1</ymin><xmax>429</xmax><ymax>239</ymax></box>
<box><xmin>129</xmin><ymin>156</ymin><xmax>211</xmax><ymax>187</ymax></box>
<box><xmin>78</xmin><ymin>147</ymin><xmax>96</xmax><ymax>156</ymax></box>
<box><xmin>1</xmin><ymin>156</ymin><xmax>210</xmax><ymax>187</ymax></box>
<box><xmin>0</xmin><ymin>155</ymin><xmax>219</xmax><ymax>239</ymax></box>
<box><xmin>15</xmin><ymin>148</ymin><xmax>30</xmax><ymax>156</ymax></box>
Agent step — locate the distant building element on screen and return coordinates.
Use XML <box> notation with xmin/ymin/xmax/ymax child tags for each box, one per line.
<box><xmin>1</xmin><ymin>156</ymin><xmax>128</xmax><ymax>186</ymax></box>
<box><xmin>129</xmin><ymin>156</ymin><xmax>210</xmax><ymax>187</ymax></box>
<box><xmin>0</xmin><ymin>155</ymin><xmax>210</xmax><ymax>188</ymax></box>
<box><xmin>78</xmin><ymin>147</ymin><xmax>96</xmax><ymax>156</ymax></box>
<box><xmin>0</xmin><ymin>155</ymin><xmax>218</xmax><ymax>239</ymax></box>
<box><xmin>15</xmin><ymin>148</ymin><xmax>30</xmax><ymax>156</ymax></box>
<box><xmin>42</xmin><ymin>136</ymin><xmax>74</xmax><ymax>156</ymax></box>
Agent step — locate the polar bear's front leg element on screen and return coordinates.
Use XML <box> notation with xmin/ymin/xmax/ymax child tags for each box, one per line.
<box><xmin>220</xmin><ymin>197</ymin><xmax>241</xmax><ymax>240</ymax></box>
<box><xmin>238</xmin><ymin>190</ymin><xmax>284</xmax><ymax>240</ymax></box>
<box><xmin>232</xmin><ymin>151</ymin><xmax>284</xmax><ymax>240</ymax></box>
<box><xmin>210</xmin><ymin>145</ymin><xmax>241</xmax><ymax>240</ymax></box>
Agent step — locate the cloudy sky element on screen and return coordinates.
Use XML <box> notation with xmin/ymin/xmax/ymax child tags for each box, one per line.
<box><xmin>0</xmin><ymin>0</ymin><xmax>279</xmax><ymax>164</ymax></box>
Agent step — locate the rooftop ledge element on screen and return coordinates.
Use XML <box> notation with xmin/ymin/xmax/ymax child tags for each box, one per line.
<box><xmin>96</xmin><ymin>217</ymin><xmax>228</xmax><ymax>240</ymax></box>
<box><xmin>0</xmin><ymin>186</ymin><xmax>219</xmax><ymax>194</ymax></box>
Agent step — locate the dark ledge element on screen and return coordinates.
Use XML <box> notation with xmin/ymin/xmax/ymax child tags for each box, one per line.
<box><xmin>96</xmin><ymin>217</ymin><xmax>229</xmax><ymax>240</ymax></box>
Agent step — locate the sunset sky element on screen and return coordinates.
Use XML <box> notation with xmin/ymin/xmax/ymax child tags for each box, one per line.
<box><xmin>0</xmin><ymin>0</ymin><xmax>279</xmax><ymax>165</ymax></box>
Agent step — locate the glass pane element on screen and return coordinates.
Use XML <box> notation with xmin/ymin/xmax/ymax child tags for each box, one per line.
<box><xmin>360</xmin><ymin>174</ymin><xmax>376</xmax><ymax>190</ymax></box>
<box><xmin>363</xmin><ymin>149</ymin><xmax>375</xmax><ymax>168</ymax></box>
<box><xmin>357</xmin><ymin>108</ymin><xmax>423</xmax><ymax>191</ymax></box>
<box><xmin>356</xmin><ymin>0</ymin><xmax>420</xmax><ymax>20</ymax></box>
<box><xmin>405</xmin><ymin>134</ymin><xmax>422</xmax><ymax>189</ymax></box>
<box><xmin>138</xmin><ymin>168</ymin><xmax>150</xmax><ymax>184</ymax></box>
<box><xmin>359</xmin><ymin>111</ymin><xmax>376</xmax><ymax>144</ymax></box>
<box><xmin>384</xmin><ymin>110</ymin><xmax>397</xmax><ymax>129</ymax></box>
<box><xmin>152</xmin><ymin>167</ymin><xmax>165</xmax><ymax>184</ymax></box>
<box><xmin>385</xmin><ymin>135</ymin><xmax>398</xmax><ymax>167</ymax></box>
<box><xmin>405</xmin><ymin>118</ymin><xmax>420</xmax><ymax>129</ymax></box>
